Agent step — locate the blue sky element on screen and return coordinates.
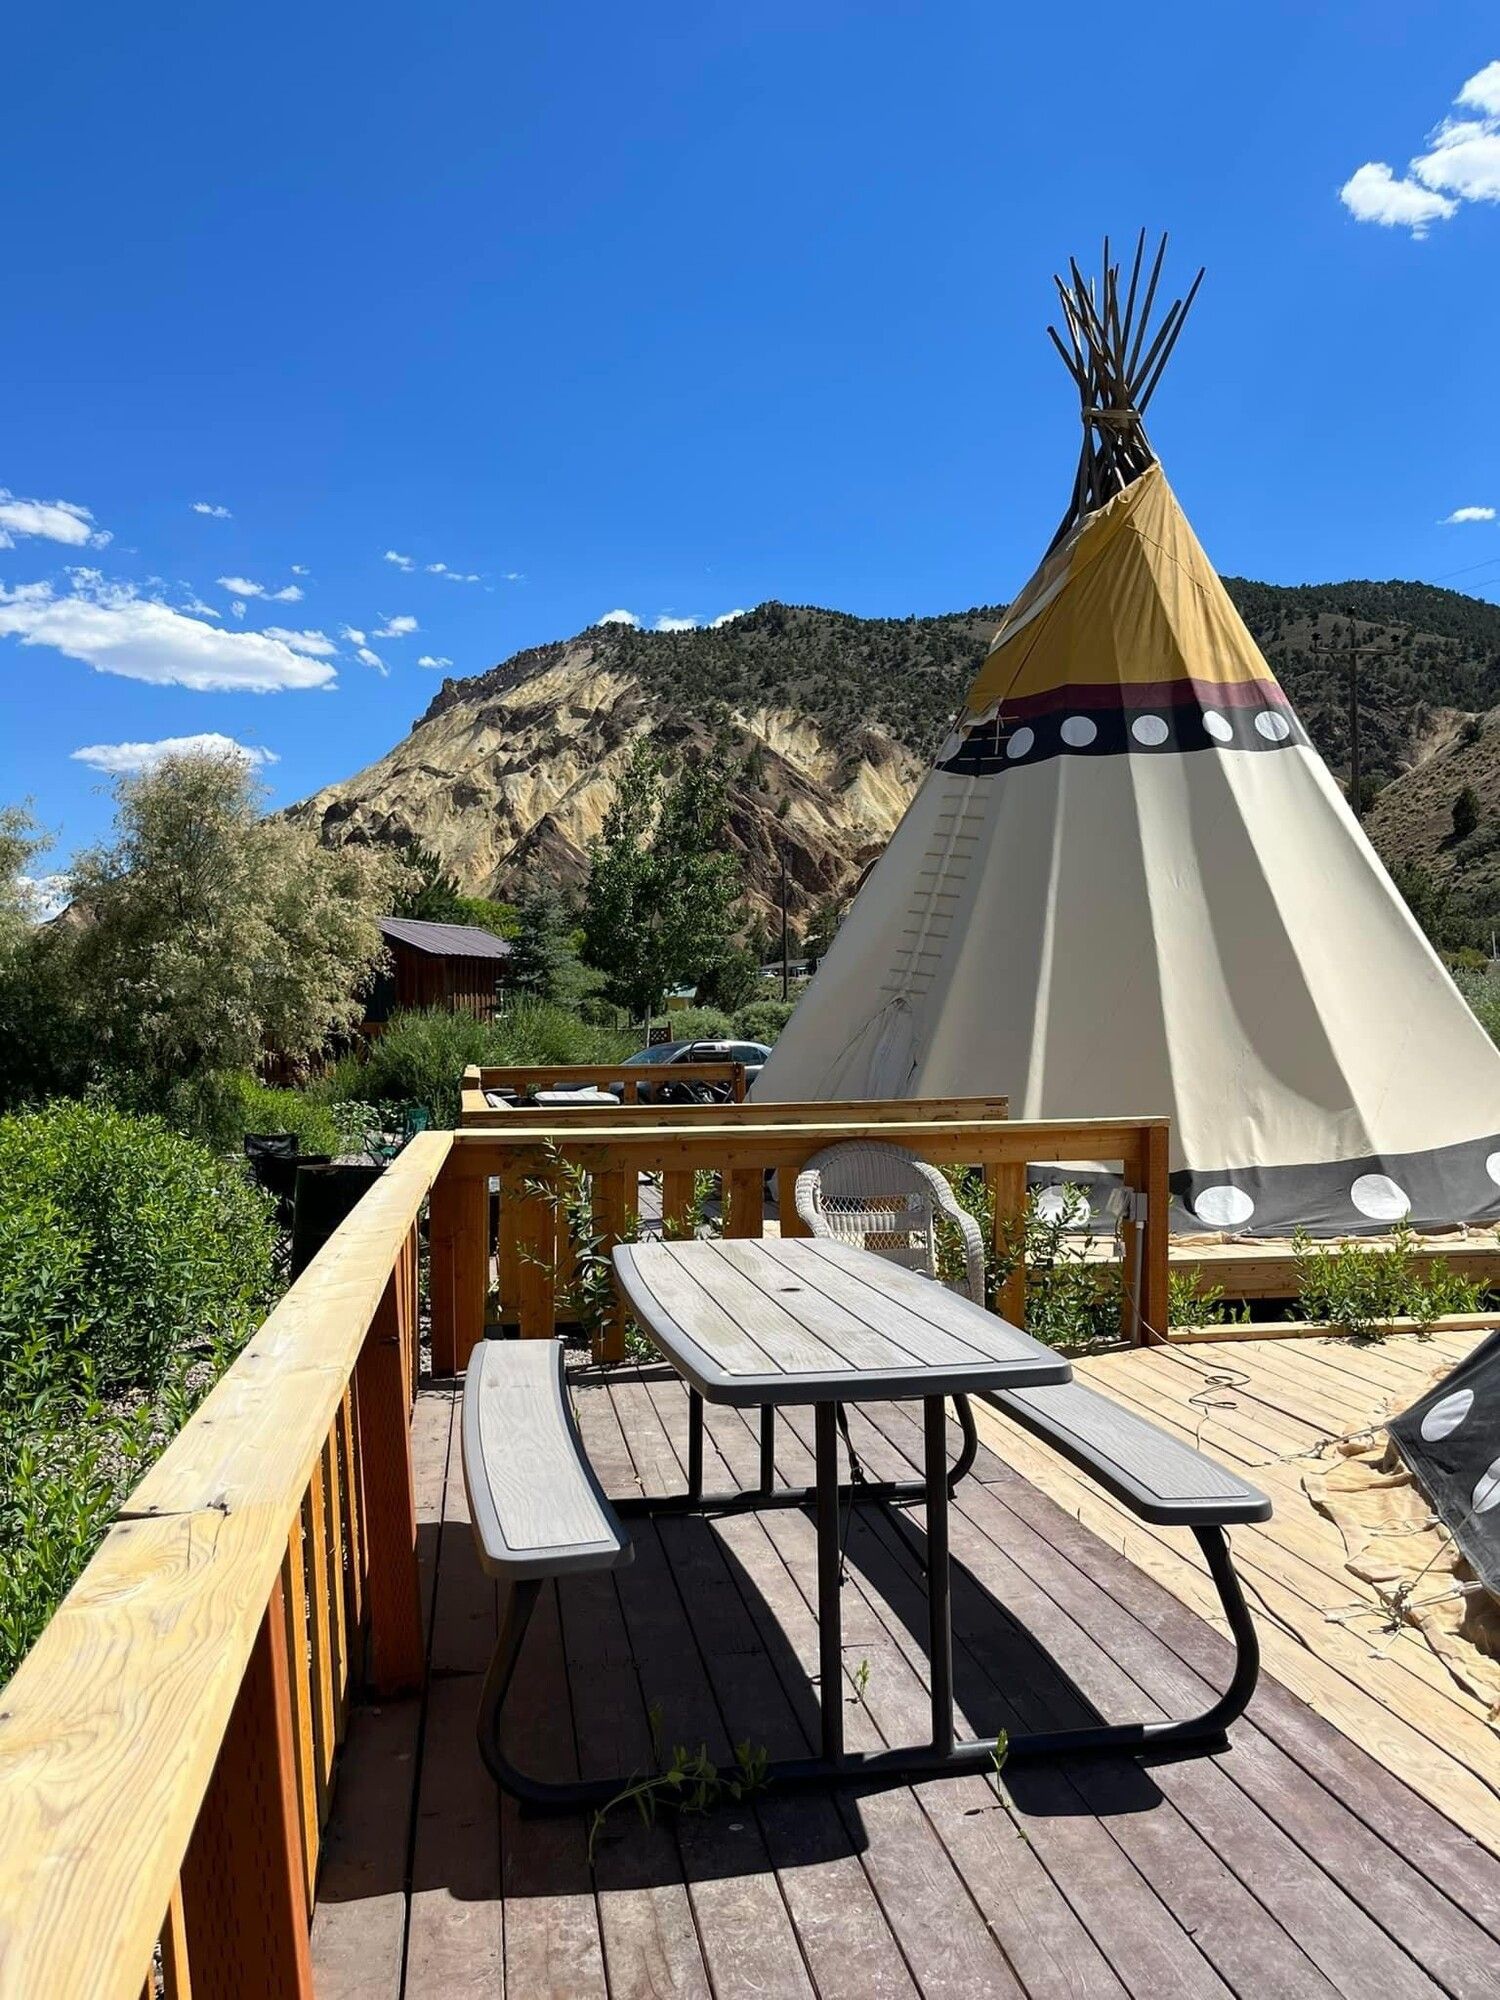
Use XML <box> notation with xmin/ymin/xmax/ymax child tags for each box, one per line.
<box><xmin>3</xmin><ymin>3</ymin><xmax>1498</xmax><ymax>872</ymax></box>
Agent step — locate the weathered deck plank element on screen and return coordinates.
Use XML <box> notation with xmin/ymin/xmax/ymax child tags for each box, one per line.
<box><xmin>314</xmin><ymin>1348</ymin><xmax>1500</xmax><ymax>2000</ymax></box>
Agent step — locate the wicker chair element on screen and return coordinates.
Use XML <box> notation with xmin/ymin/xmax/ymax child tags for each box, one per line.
<box><xmin>793</xmin><ymin>1141</ymin><xmax>986</xmax><ymax>1305</ymax></box>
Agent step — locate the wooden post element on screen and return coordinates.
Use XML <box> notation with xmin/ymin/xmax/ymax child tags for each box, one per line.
<box><xmin>512</xmin><ymin>1169</ymin><xmax>558</xmax><ymax>1340</ymax></box>
<box><xmin>1141</xmin><ymin>1122</ymin><xmax>1170</xmax><ymax>1344</ymax></box>
<box><xmin>178</xmin><ymin>1576</ymin><xmax>315</xmax><ymax>2000</ymax></box>
<box><xmin>591</xmin><ymin>1167</ymin><xmax>629</xmax><ymax>1363</ymax></box>
<box><xmin>985</xmin><ymin>1161</ymin><xmax>1027</xmax><ymax>1324</ymax></box>
<box><xmin>353</xmin><ymin>1276</ymin><xmax>426</xmax><ymax>1694</ymax></box>
<box><xmin>661</xmin><ymin>1168</ymin><xmax>695</xmax><ymax>1239</ymax></box>
<box><xmin>429</xmin><ymin>1157</ymin><xmax>487</xmax><ymax>1374</ymax></box>
<box><xmin>725</xmin><ymin>1166</ymin><xmax>765</xmax><ymax>1238</ymax></box>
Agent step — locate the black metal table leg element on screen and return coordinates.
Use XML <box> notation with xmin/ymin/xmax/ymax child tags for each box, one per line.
<box><xmin>923</xmin><ymin>1395</ymin><xmax>954</xmax><ymax>1758</ymax></box>
<box><xmin>759</xmin><ymin>1405</ymin><xmax>776</xmax><ymax>1493</ymax></box>
<box><xmin>687</xmin><ymin>1388</ymin><xmax>704</xmax><ymax>1504</ymax></box>
<box><xmin>815</xmin><ymin>1400</ymin><xmax>843</xmax><ymax>1762</ymax></box>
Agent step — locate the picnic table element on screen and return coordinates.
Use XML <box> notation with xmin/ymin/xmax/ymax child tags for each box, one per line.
<box><xmin>610</xmin><ymin>1235</ymin><xmax>1072</xmax><ymax>1780</ymax></box>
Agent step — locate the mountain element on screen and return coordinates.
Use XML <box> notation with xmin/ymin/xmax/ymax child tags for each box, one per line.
<box><xmin>290</xmin><ymin>583</ymin><xmax>1500</xmax><ymax>932</ymax></box>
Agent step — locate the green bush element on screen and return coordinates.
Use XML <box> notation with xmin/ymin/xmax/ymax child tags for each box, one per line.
<box><xmin>169</xmin><ymin>1070</ymin><xmax>344</xmax><ymax>1157</ymax></box>
<box><xmin>734</xmin><ymin>999</ymin><xmax>795</xmax><ymax>1043</ymax></box>
<box><xmin>320</xmin><ymin>1004</ymin><xmax>633</xmax><ymax>1126</ymax></box>
<box><xmin>1293</xmin><ymin>1224</ymin><xmax>1483</xmax><ymax>1337</ymax></box>
<box><xmin>660</xmin><ymin>1005</ymin><xmax>734</xmax><ymax>1043</ymax></box>
<box><xmin>1453</xmin><ymin>964</ymin><xmax>1500</xmax><ymax>1044</ymax></box>
<box><xmin>0</xmin><ymin>1099</ymin><xmax>276</xmax><ymax>1394</ymax></box>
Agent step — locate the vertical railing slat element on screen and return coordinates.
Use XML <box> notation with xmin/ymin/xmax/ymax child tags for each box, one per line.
<box><xmin>322</xmin><ymin>1431</ymin><xmax>350</xmax><ymax>1739</ymax></box>
<box><xmin>178</xmin><ymin>1575</ymin><xmax>315</xmax><ymax>1999</ymax></box>
<box><xmin>353</xmin><ymin>1272</ymin><xmax>427</xmax><ymax>1695</ymax></box>
<box><xmin>985</xmin><ymin>1160</ymin><xmax>1028</xmax><ymax>1324</ymax></box>
<box><xmin>430</xmin><ymin>1158</ymin><xmax>488</xmax><ymax>1374</ymax></box>
<box><xmin>725</xmin><ymin>1166</ymin><xmax>765</xmax><ymax>1239</ymax></box>
<box><xmin>160</xmin><ymin>1880</ymin><xmax>193</xmax><ymax>1999</ymax></box>
<box><xmin>661</xmin><ymin>1168</ymin><xmax>695</xmax><ymax>1239</ymax></box>
<box><xmin>591</xmin><ymin>1165</ymin><xmax>629</xmax><ymax>1362</ymax></box>
<box><xmin>281</xmin><ymin>1529</ymin><xmax>319</xmax><ymax>1911</ymax></box>
<box><xmin>304</xmin><ymin>1469</ymin><xmax>337</xmax><ymax>1821</ymax></box>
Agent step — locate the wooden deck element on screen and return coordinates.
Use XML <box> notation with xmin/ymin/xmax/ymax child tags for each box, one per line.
<box><xmin>982</xmin><ymin>1329</ymin><xmax>1500</xmax><ymax>1859</ymax></box>
<box><xmin>313</xmin><ymin>1344</ymin><xmax>1500</xmax><ymax>1998</ymax></box>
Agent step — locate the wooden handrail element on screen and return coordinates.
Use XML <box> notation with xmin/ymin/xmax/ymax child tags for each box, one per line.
<box><xmin>460</xmin><ymin>1089</ymin><xmax>1013</xmax><ymax>1129</ymax></box>
<box><xmin>0</xmin><ymin>1129</ymin><xmax>453</xmax><ymax>2000</ymax></box>
<box><xmin>430</xmin><ymin>1111</ymin><xmax>1170</xmax><ymax>1369</ymax></box>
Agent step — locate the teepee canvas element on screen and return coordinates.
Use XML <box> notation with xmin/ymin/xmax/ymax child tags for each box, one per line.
<box><xmin>755</xmin><ymin>238</ymin><xmax>1500</xmax><ymax>1237</ymax></box>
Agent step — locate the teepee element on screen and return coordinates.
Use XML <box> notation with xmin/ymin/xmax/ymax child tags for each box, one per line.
<box><xmin>755</xmin><ymin>236</ymin><xmax>1500</xmax><ymax>1237</ymax></box>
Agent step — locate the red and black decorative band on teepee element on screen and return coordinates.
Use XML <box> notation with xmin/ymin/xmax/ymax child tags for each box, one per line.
<box><xmin>938</xmin><ymin>682</ymin><xmax>1306</xmax><ymax>777</ymax></box>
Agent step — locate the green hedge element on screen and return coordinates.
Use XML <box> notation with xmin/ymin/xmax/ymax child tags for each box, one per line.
<box><xmin>0</xmin><ymin>1099</ymin><xmax>277</xmax><ymax>1395</ymax></box>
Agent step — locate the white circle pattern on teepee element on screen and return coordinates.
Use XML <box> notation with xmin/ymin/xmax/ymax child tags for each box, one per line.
<box><xmin>1255</xmin><ymin>711</ymin><xmax>1291</xmax><ymax>742</ymax></box>
<box><xmin>1035</xmin><ymin>1185</ymin><xmax>1071</xmax><ymax>1223</ymax></box>
<box><xmin>1006</xmin><ymin>726</ymin><xmax>1035</xmax><ymax>760</ymax></box>
<box><xmin>1060</xmin><ymin>715</ymin><xmax>1097</xmax><ymax>748</ymax></box>
<box><xmin>1349</xmin><ymin>1173</ymin><xmax>1411</xmax><ymax>1222</ymax></box>
<box><xmin>1473</xmin><ymin>1456</ymin><xmax>1500</xmax><ymax>1515</ymax></box>
<box><xmin>1192</xmin><ymin>1184</ymin><xmax>1255</xmax><ymax>1228</ymax></box>
<box><xmin>1203</xmin><ymin>711</ymin><xmax>1234</xmax><ymax>743</ymax></box>
<box><xmin>1486</xmin><ymin>1151</ymin><xmax>1500</xmax><ymax>1187</ymax></box>
<box><xmin>1131</xmin><ymin>715</ymin><xmax>1170</xmax><ymax>746</ymax></box>
<box><xmin>1420</xmin><ymin>1388</ymin><xmax>1474</xmax><ymax>1443</ymax></box>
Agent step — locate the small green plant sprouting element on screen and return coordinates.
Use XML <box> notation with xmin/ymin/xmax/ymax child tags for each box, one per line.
<box><xmin>852</xmin><ymin>1657</ymin><xmax>871</xmax><ymax>1701</ymax></box>
<box><xmin>1292</xmin><ymin>1222</ymin><xmax>1484</xmax><ymax>1339</ymax></box>
<box><xmin>990</xmin><ymin>1730</ymin><xmax>1010</xmax><ymax>1793</ymax></box>
<box><xmin>587</xmin><ymin>1733</ymin><xmax>771</xmax><ymax>1862</ymax></box>
<box><xmin>1168</xmin><ymin>1269</ymin><xmax>1227</xmax><ymax>1331</ymax></box>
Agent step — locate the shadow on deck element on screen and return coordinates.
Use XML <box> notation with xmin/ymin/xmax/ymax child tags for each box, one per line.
<box><xmin>313</xmin><ymin>1360</ymin><xmax>1500</xmax><ymax>1999</ymax></box>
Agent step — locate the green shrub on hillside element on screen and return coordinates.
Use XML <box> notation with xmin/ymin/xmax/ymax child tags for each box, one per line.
<box><xmin>1454</xmin><ymin>964</ymin><xmax>1500</xmax><ymax>1045</ymax></box>
<box><xmin>0</xmin><ymin>1099</ymin><xmax>276</xmax><ymax>1394</ymax></box>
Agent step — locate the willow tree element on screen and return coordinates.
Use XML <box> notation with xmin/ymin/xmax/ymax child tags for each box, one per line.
<box><xmin>65</xmin><ymin>750</ymin><xmax>394</xmax><ymax>1100</ymax></box>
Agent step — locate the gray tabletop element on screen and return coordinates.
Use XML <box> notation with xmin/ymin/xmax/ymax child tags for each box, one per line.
<box><xmin>612</xmin><ymin>1236</ymin><xmax>1072</xmax><ymax>1406</ymax></box>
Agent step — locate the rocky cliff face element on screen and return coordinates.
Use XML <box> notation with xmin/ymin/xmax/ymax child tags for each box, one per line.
<box><xmin>289</xmin><ymin>583</ymin><xmax>1500</xmax><ymax>933</ymax></box>
<box><xmin>287</xmin><ymin>612</ymin><xmax>962</xmax><ymax>927</ymax></box>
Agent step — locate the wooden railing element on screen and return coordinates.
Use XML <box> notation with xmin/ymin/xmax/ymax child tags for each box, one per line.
<box><xmin>461</xmin><ymin>1059</ymin><xmax>747</xmax><ymax>1118</ymax></box>
<box><xmin>0</xmin><ymin>1130</ymin><xmax>451</xmax><ymax>2000</ymax></box>
<box><xmin>430</xmin><ymin>1106</ymin><xmax>1170</xmax><ymax>1367</ymax></box>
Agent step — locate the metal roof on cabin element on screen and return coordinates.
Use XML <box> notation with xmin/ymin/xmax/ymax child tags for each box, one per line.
<box><xmin>378</xmin><ymin>916</ymin><xmax>514</xmax><ymax>959</ymax></box>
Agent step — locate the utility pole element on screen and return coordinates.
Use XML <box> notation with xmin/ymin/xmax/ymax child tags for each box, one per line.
<box><xmin>788</xmin><ymin>844</ymin><xmax>800</xmax><ymax>1000</ymax></box>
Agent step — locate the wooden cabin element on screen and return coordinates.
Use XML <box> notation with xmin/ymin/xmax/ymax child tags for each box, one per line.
<box><xmin>364</xmin><ymin>916</ymin><xmax>511</xmax><ymax>1026</ymax></box>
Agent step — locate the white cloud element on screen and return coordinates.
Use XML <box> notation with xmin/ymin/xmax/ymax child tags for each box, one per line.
<box><xmin>217</xmin><ymin>575</ymin><xmax>304</xmax><ymax>603</ymax></box>
<box><xmin>191</xmin><ymin>501</ymin><xmax>232</xmax><ymax>519</ymax></box>
<box><xmin>262</xmin><ymin>625</ymin><xmax>339</xmax><ymax>656</ymax></box>
<box><xmin>654</xmin><ymin>614</ymin><xmax>698</xmax><ymax>632</ymax></box>
<box><xmin>1342</xmin><ymin>62</ymin><xmax>1500</xmax><ymax>235</ymax></box>
<box><xmin>424</xmin><ymin>560</ymin><xmax>483</xmax><ymax>583</ymax></box>
<box><xmin>72</xmin><ymin>733</ymin><xmax>279</xmax><ymax>775</ymax></box>
<box><xmin>290</xmin><ymin>563</ymin><xmax>310</xmax><ymax>576</ymax></box>
<box><xmin>1442</xmin><ymin>505</ymin><xmax>1497</xmax><ymax>523</ymax></box>
<box><xmin>711</xmin><ymin>608</ymin><xmax>749</xmax><ymax>627</ymax></box>
<box><xmin>383</xmin><ymin>549</ymin><xmax>415</xmax><ymax>571</ymax></box>
<box><xmin>231</xmin><ymin>600</ymin><xmax>247</xmax><ymax>620</ymax></box>
<box><xmin>177</xmin><ymin>591</ymin><xmax>222</xmax><ymax>618</ymax></box>
<box><xmin>1460</xmin><ymin>59</ymin><xmax>1500</xmax><ymax>118</ymax></box>
<box><xmin>417</xmin><ymin>653</ymin><xmax>453</xmax><ymax>669</ymax></box>
<box><xmin>372</xmin><ymin>613</ymin><xmax>418</xmax><ymax>638</ymax></box>
<box><xmin>597</xmin><ymin>608</ymin><xmax>640</xmax><ymax>626</ymax></box>
<box><xmin>355</xmin><ymin>646</ymin><xmax>387</xmax><ymax>675</ymax></box>
<box><xmin>0</xmin><ymin>489</ymin><xmax>111</xmax><ymax>550</ymax></box>
<box><xmin>503</xmin><ymin>571</ymin><xmax>525</xmax><ymax>582</ymax></box>
<box><xmin>0</xmin><ymin>574</ymin><xmax>335</xmax><ymax>691</ymax></box>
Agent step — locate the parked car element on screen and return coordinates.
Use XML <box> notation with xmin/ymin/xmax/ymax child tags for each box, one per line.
<box><xmin>611</xmin><ymin>1039</ymin><xmax>772</xmax><ymax>1103</ymax></box>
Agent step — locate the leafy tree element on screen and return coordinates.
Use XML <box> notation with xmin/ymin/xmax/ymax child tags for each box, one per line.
<box><xmin>508</xmin><ymin>881</ymin><xmax>588</xmax><ymax>1002</ymax></box>
<box><xmin>803</xmin><ymin>897</ymin><xmax>843</xmax><ymax>969</ymax></box>
<box><xmin>697</xmin><ymin>945</ymin><xmax>763</xmax><ymax>1012</ymax></box>
<box><xmin>453</xmin><ymin>894</ymin><xmax>520</xmax><ymax>938</ymax></box>
<box><xmin>582</xmin><ymin>744</ymin><xmax>744</xmax><ymax>1027</ymax></box>
<box><xmin>0</xmin><ymin>804</ymin><xmax>49</xmax><ymax>954</ymax></box>
<box><xmin>391</xmin><ymin>840</ymin><xmax>466</xmax><ymax>922</ymax></box>
<box><xmin>62</xmin><ymin>751</ymin><xmax>394</xmax><ymax>1103</ymax></box>
<box><xmin>1453</xmin><ymin>785</ymin><xmax>1482</xmax><ymax>843</ymax></box>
